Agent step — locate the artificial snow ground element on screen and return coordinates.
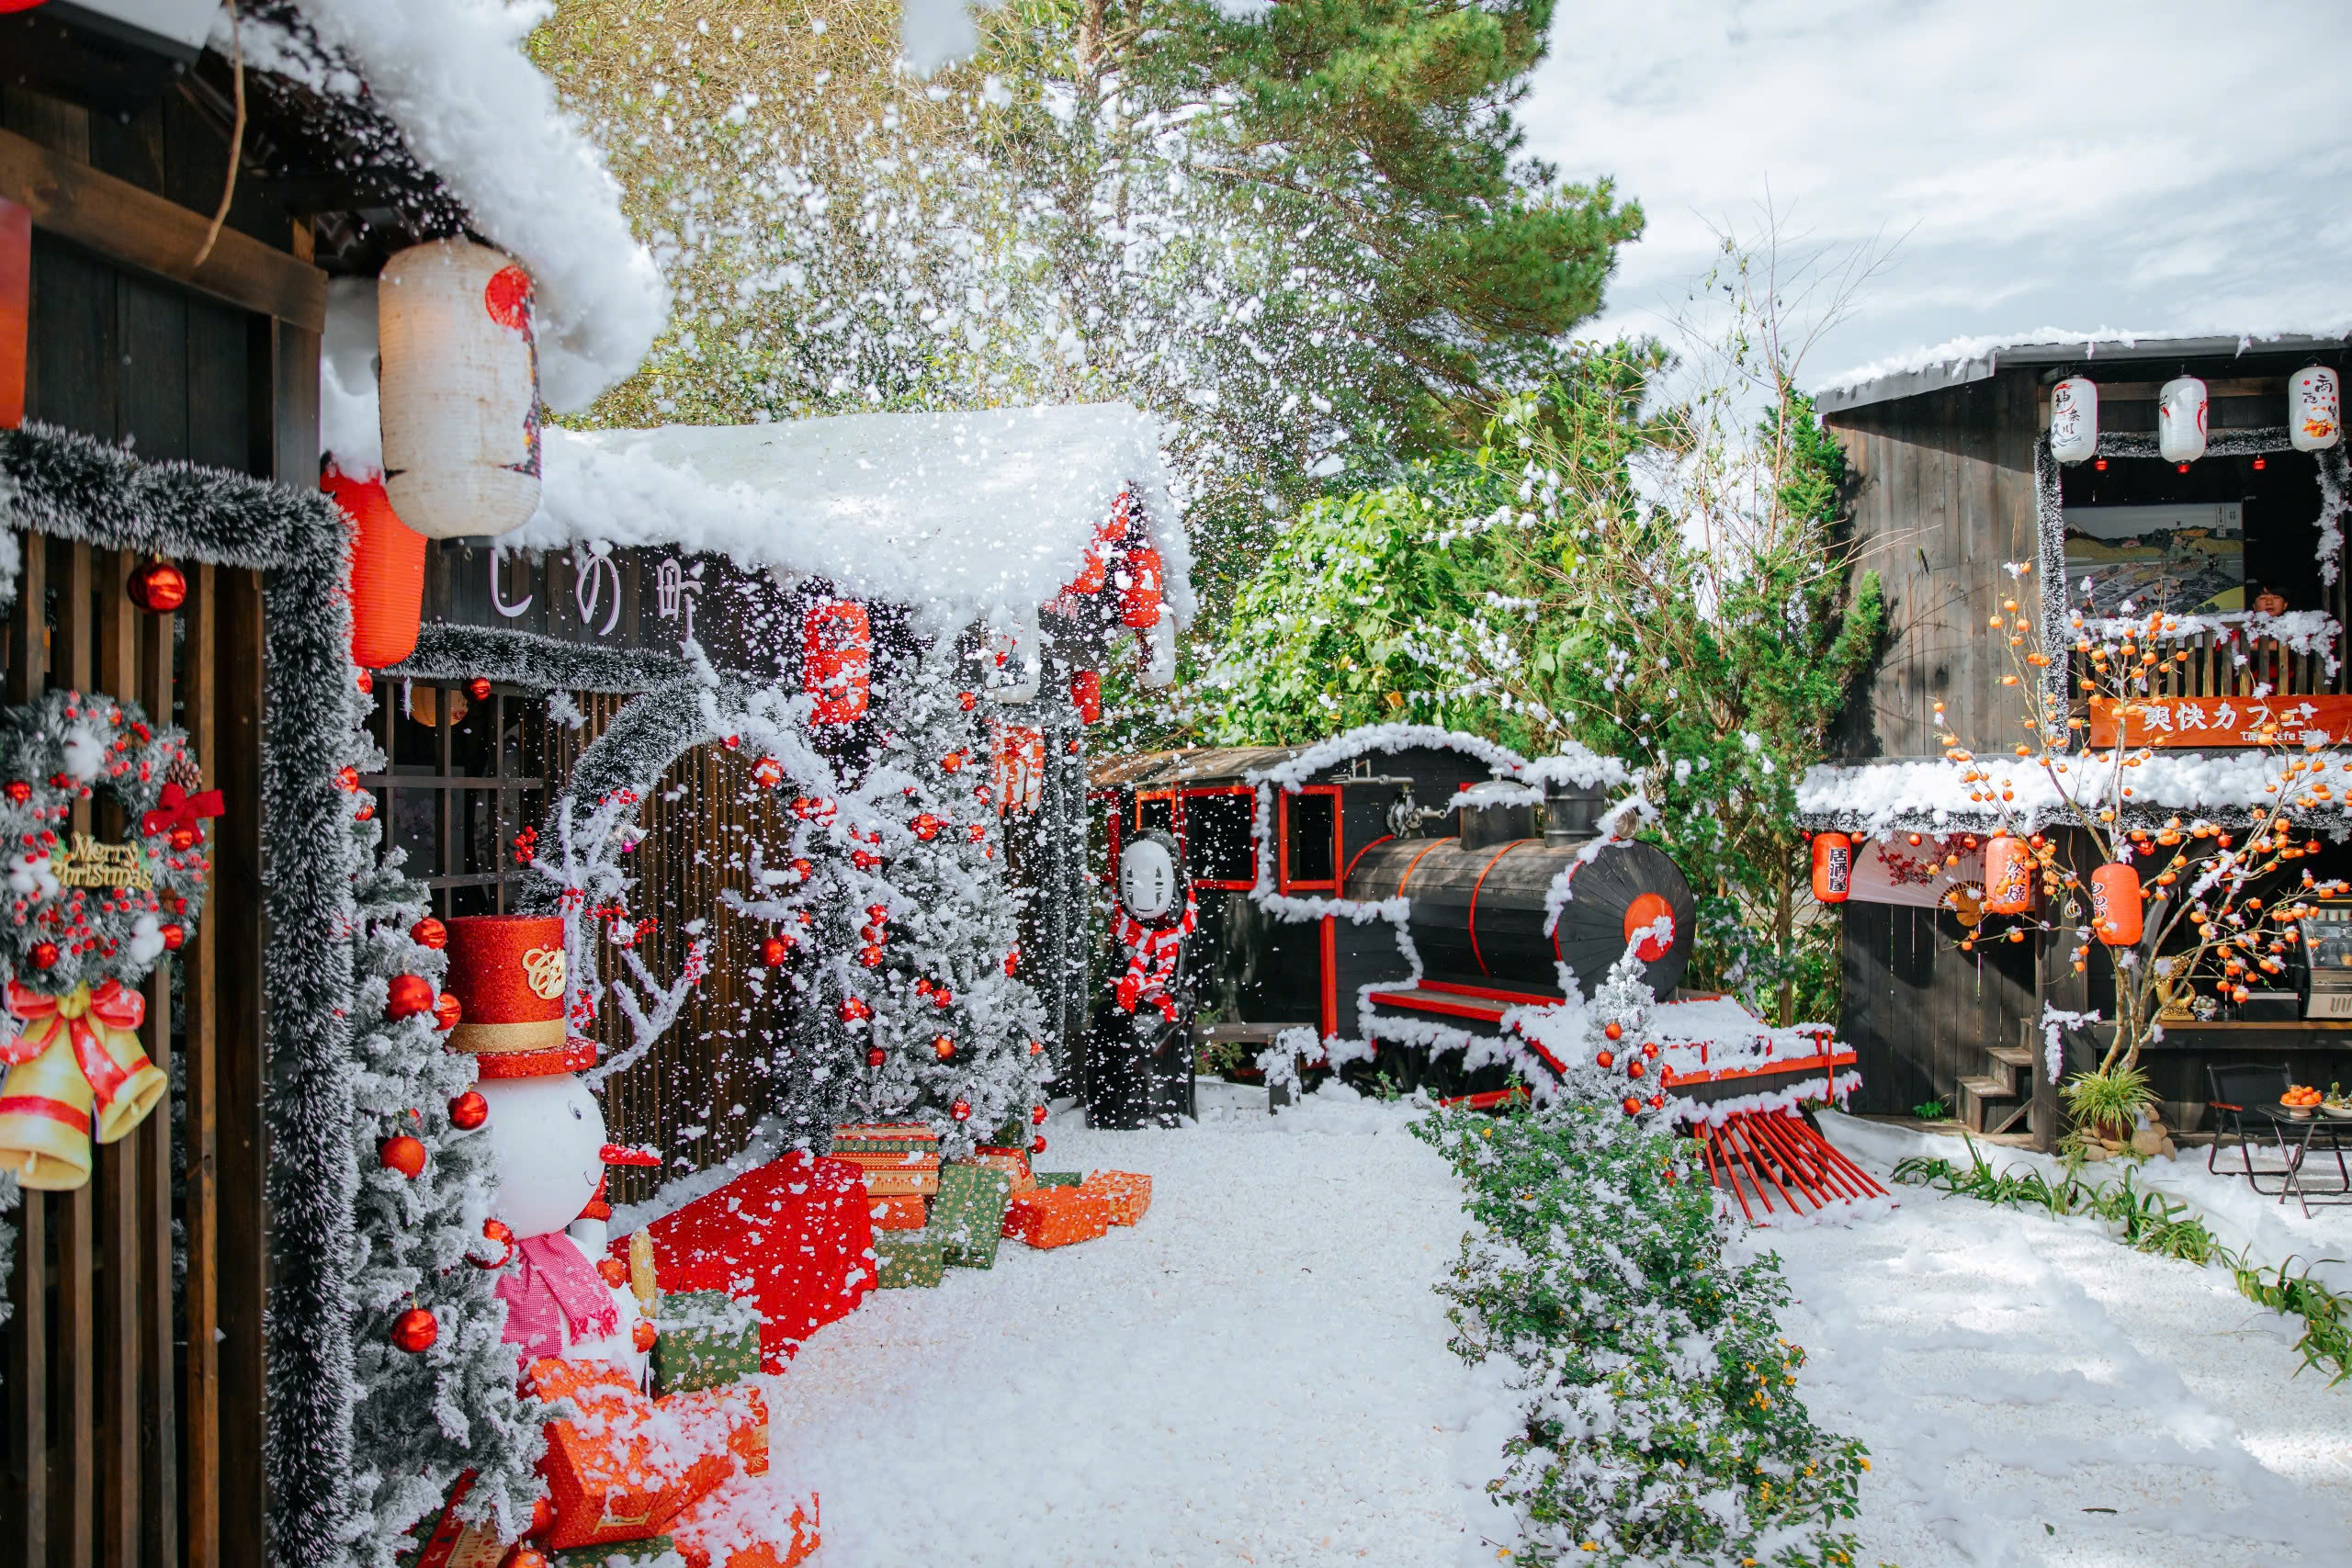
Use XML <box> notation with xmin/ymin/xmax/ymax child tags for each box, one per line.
<box><xmin>716</xmin><ymin>1087</ymin><xmax>2352</xmax><ymax>1567</ymax></box>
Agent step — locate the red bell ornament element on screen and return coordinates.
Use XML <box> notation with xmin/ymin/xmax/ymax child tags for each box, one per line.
<box><xmin>128</xmin><ymin>558</ymin><xmax>188</xmax><ymax>614</ymax></box>
<box><xmin>803</xmin><ymin>598</ymin><xmax>872</xmax><ymax>726</ymax></box>
<box><xmin>1984</xmin><ymin>835</ymin><xmax>2035</xmax><ymax>915</ymax></box>
<box><xmin>1118</xmin><ymin>541</ymin><xmax>1166</xmax><ymax>629</ymax></box>
<box><xmin>2089</xmin><ymin>862</ymin><xmax>2143</xmax><ymax>946</ymax></box>
<box><xmin>1810</xmin><ymin>832</ymin><xmax>1853</xmax><ymax>904</ymax></box>
<box><xmin>390</xmin><ymin>1306</ymin><xmax>439</xmax><ymax>1353</ymax></box>
<box><xmin>324</xmin><ymin>468</ymin><xmax>426</xmax><ymax>668</ymax></box>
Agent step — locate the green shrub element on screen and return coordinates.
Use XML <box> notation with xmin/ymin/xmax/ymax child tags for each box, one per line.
<box><xmin>1416</xmin><ymin>1102</ymin><xmax>1867</xmax><ymax>1565</ymax></box>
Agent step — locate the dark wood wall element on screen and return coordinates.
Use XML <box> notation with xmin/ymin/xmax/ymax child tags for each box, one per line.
<box><xmin>1826</xmin><ymin>371</ymin><xmax>2041</xmax><ymax>760</ymax></box>
<box><xmin>3</xmin><ymin>77</ymin><xmax>315</xmax><ymax>1568</ymax></box>
<box><xmin>1838</xmin><ymin>900</ymin><xmax>2041</xmax><ymax>1116</ymax></box>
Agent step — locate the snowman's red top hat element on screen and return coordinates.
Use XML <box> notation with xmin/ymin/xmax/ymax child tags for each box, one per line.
<box><xmin>446</xmin><ymin>914</ymin><xmax>597</xmax><ymax>1077</ymax></box>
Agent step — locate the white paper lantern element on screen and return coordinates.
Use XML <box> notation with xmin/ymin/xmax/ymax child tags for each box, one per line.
<box><xmin>2290</xmin><ymin>366</ymin><xmax>2342</xmax><ymax>452</ymax></box>
<box><xmin>2158</xmin><ymin>375</ymin><xmax>2208</xmax><ymax>464</ymax></box>
<box><xmin>1138</xmin><ymin>614</ymin><xmax>1176</xmax><ymax>689</ymax></box>
<box><xmin>378</xmin><ymin>238</ymin><xmax>542</xmax><ymax>540</ymax></box>
<box><xmin>475</xmin><ymin>1072</ymin><xmax>607</xmax><ymax>1239</ymax></box>
<box><xmin>2049</xmin><ymin>376</ymin><xmax>2098</xmax><ymax>464</ymax></box>
<box><xmin>983</xmin><ymin>607</ymin><xmax>1040</xmax><ymax>703</ymax></box>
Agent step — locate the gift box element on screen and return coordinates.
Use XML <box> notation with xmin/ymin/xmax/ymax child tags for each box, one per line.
<box><xmin>867</xmin><ymin>1193</ymin><xmax>928</xmax><ymax>1231</ymax></box>
<box><xmin>1081</xmin><ymin>1170</ymin><xmax>1152</xmax><ymax>1226</ymax></box>
<box><xmin>931</xmin><ymin>1164</ymin><xmax>1012</xmax><ymax>1269</ymax></box>
<box><xmin>832</xmin><ymin>1148</ymin><xmax>941</xmax><ymax>1198</ymax></box>
<box><xmin>530</xmin><ymin>1359</ymin><xmax>762</xmax><ymax>1551</ymax></box>
<box><xmin>1001</xmin><ymin>1187</ymin><xmax>1110</xmax><ymax>1249</ymax></box>
<box><xmin>1032</xmin><ymin>1170</ymin><xmax>1082</xmax><ymax>1188</ymax></box>
<box><xmin>830</xmin><ymin>1122</ymin><xmax>939</xmax><ymax>1154</ymax></box>
<box><xmin>395</xmin><ymin>1472</ymin><xmax>508</xmax><ymax>1568</ymax></box>
<box><xmin>651</xmin><ymin>1291</ymin><xmax>763</xmax><ymax>1397</ymax></box>
<box><xmin>970</xmin><ymin>1145</ymin><xmax>1035</xmax><ymax>1192</ymax></box>
<box><xmin>551</xmin><ymin>1537</ymin><xmax>676</xmax><ymax>1567</ymax></box>
<box><xmin>872</xmin><ymin>1227</ymin><xmax>947</xmax><ymax>1289</ymax></box>
<box><xmin>627</xmin><ymin>1151</ymin><xmax>876</xmax><ymax>1369</ymax></box>
<box><xmin>670</xmin><ymin>1479</ymin><xmax>820</xmax><ymax>1568</ymax></box>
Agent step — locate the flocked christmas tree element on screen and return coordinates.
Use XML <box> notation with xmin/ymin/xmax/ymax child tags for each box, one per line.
<box><xmin>343</xmin><ymin>721</ymin><xmax>542</xmax><ymax>1562</ymax></box>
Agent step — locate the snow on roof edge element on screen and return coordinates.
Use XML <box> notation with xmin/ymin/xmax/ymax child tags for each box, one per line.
<box><xmin>1814</xmin><ymin>321</ymin><xmax>2352</xmax><ymax>409</ymax></box>
<box><xmin>291</xmin><ymin>0</ymin><xmax>669</xmax><ymax>413</ymax></box>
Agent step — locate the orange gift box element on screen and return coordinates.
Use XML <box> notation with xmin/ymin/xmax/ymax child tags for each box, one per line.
<box><xmin>971</xmin><ymin>1145</ymin><xmax>1035</xmax><ymax>1193</ymax></box>
<box><xmin>529</xmin><ymin>1358</ymin><xmax>763</xmax><ymax>1551</ymax></box>
<box><xmin>1001</xmin><ymin>1187</ymin><xmax>1110</xmax><ymax>1249</ymax></box>
<box><xmin>1081</xmin><ymin>1170</ymin><xmax>1152</xmax><ymax>1226</ymax></box>
<box><xmin>868</xmin><ymin>1194</ymin><xmax>927</xmax><ymax>1230</ymax></box>
<box><xmin>671</xmin><ymin>1481</ymin><xmax>820</xmax><ymax>1568</ymax></box>
<box><xmin>834</xmin><ymin>1149</ymin><xmax>940</xmax><ymax>1197</ymax></box>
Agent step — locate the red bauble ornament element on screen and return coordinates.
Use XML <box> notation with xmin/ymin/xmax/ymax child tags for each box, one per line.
<box><xmin>1595</xmin><ymin>1050</ymin><xmax>1614</xmax><ymax>1069</ymax></box>
<box><xmin>1622</xmin><ymin>1097</ymin><xmax>1641</xmax><ymax>1116</ymax></box>
<box><xmin>632</xmin><ymin>1319</ymin><xmax>659</xmax><ymax>1352</ymax></box>
<box><xmin>940</xmin><ymin>751</ymin><xmax>966</xmax><ymax>773</ymax></box>
<box><xmin>526</xmin><ymin>1497</ymin><xmax>555</xmax><ymax>1539</ymax></box>
<box><xmin>356</xmin><ymin>670</ymin><xmax>374</xmax><ymax>694</ymax></box>
<box><xmin>951</xmin><ymin>1099</ymin><xmax>972</xmax><ymax>1122</ymax></box>
<box><xmin>1027</xmin><ymin>1040</ymin><xmax>1045</xmax><ymax>1056</ymax></box>
<box><xmin>1647</xmin><ymin>1093</ymin><xmax>1665</xmax><ymax>1110</ymax></box>
<box><xmin>128</xmin><ymin>559</ymin><xmax>188</xmax><ymax>614</ymax></box>
<box><xmin>469</xmin><ymin>677</ymin><xmax>492</xmax><ymax>702</ymax></box>
<box><xmin>958</xmin><ymin>691</ymin><xmax>977</xmax><ymax>711</ymax></box>
<box><xmin>354</xmin><ymin>800</ymin><xmax>376</xmax><ymax>823</ymax></box>
<box><xmin>390</xmin><ymin>1307</ymin><xmax>438</xmax><ymax>1353</ymax></box>
<box><xmin>1626</xmin><ymin>1060</ymin><xmax>1645</xmax><ymax>1080</ymax></box>
<box><xmin>1603</xmin><ymin>1021</ymin><xmax>1623</xmax><ymax>1041</ymax></box>
<box><xmin>509</xmin><ymin>1551</ymin><xmax>550</xmax><ymax>1568</ymax></box>
<box><xmin>787</xmin><ymin>857</ymin><xmax>813</xmax><ymax>882</ymax></box>
<box><xmin>410</xmin><ymin>916</ymin><xmax>448</xmax><ymax>951</ymax></box>
<box><xmin>4</xmin><ymin>781</ymin><xmax>28</xmax><ymax>805</ymax></box>
<box><xmin>1640</xmin><ymin>1041</ymin><xmax>1658</xmax><ymax>1059</ymax></box>
<box><xmin>912</xmin><ymin>813</ymin><xmax>943</xmax><ymax>841</ymax></box>
<box><xmin>379</xmin><ymin>1134</ymin><xmax>427</xmax><ymax>1178</ymax></box>
<box><xmin>932</xmin><ymin>1035</ymin><xmax>956</xmax><ymax>1061</ymax></box>
<box><xmin>159</xmin><ymin>923</ymin><xmax>186</xmax><ymax>952</ymax></box>
<box><xmin>434</xmin><ymin>991</ymin><xmax>462</xmax><ymax>1032</ymax></box>
<box><xmin>1029</xmin><ymin>1134</ymin><xmax>1046</xmax><ymax>1154</ymax></box>
<box><xmin>841</xmin><ymin>998</ymin><xmax>873</xmax><ymax>1023</ymax></box>
<box><xmin>31</xmin><ymin>941</ymin><xmax>62</xmax><ymax>970</ymax></box>
<box><xmin>169</xmin><ymin>824</ymin><xmax>198</xmax><ymax>852</ymax></box>
<box><xmin>474</xmin><ymin>1217</ymin><xmax>515</xmax><ymax>1269</ymax></box>
<box><xmin>760</xmin><ymin>935</ymin><xmax>792</xmax><ymax>967</ymax></box>
<box><xmin>932</xmin><ymin>987</ymin><xmax>952</xmax><ymax>1009</ymax></box>
<box><xmin>866</xmin><ymin>1046</ymin><xmax>887</xmax><ymax>1067</ymax></box>
<box><xmin>1030</xmin><ymin>1104</ymin><xmax>1047</xmax><ymax>1126</ymax></box>
<box><xmin>448</xmin><ymin>1090</ymin><xmax>489</xmax><ymax>1131</ymax></box>
<box><xmin>855</xmin><ymin>943</ymin><xmax>883</xmax><ymax>968</ymax></box>
<box><xmin>1004</xmin><ymin>948</ymin><xmax>1020</xmax><ymax>977</ymax></box>
<box><xmin>385</xmin><ymin>974</ymin><xmax>435</xmax><ymax>1020</ymax></box>
<box><xmin>752</xmin><ymin>756</ymin><xmax>785</xmax><ymax>789</ymax></box>
<box><xmin>596</xmin><ymin>1258</ymin><xmax>630</xmax><ymax>1288</ymax></box>
<box><xmin>967</xmin><ymin>824</ymin><xmax>986</xmax><ymax>844</ymax></box>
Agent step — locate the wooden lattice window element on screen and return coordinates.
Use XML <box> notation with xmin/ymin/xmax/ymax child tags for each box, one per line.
<box><xmin>361</xmin><ymin>682</ymin><xmax>548</xmax><ymax>918</ymax></box>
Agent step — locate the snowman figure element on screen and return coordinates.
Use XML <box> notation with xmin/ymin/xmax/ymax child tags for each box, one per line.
<box><xmin>446</xmin><ymin>914</ymin><xmax>645</xmax><ymax>1377</ymax></box>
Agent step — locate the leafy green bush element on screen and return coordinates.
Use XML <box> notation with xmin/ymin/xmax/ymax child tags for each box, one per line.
<box><xmin>1416</xmin><ymin>1102</ymin><xmax>1867</xmax><ymax>1565</ymax></box>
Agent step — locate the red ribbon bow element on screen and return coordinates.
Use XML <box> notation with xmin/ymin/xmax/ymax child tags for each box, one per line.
<box><xmin>141</xmin><ymin>782</ymin><xmax>225</xmax><ymax>841</ymax></box>
<box><xmin>6</xmin><ymin>979</ymin><xmax>148</xmax><ymax>1104</ymax></box>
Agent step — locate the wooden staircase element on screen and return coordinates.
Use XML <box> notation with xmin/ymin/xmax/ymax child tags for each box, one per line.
<box><xmin>1956</xmin><ymin>1032</ymin><xmax>2037</xmax><ymax>1134</ymax></box>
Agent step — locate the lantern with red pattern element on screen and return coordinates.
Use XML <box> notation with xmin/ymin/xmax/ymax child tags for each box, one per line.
<box><xmin>803</xmin><ymin>598</ymin><xmax>871</xmax><ymax>726</ymax></box>
<box><xmin>1809</xmin><ymin>832</ymin><xmax>1852</xmax><ymax>904</ymax></box>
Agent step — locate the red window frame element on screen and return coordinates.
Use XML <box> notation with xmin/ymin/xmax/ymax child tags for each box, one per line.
<box><xmin>1181</xmin><ymin>784</ymin><xmax>1259</xmax><ymax>891</ymax></box>
<box><xmin>1090</xmin><ymin>786</ymin><xmax>1125</xmax><ymax>887</ymax></box>
<box><xmin>1276</xmin><ymin>784</ymin><xmax>1343</xmax><ymax>894</ymax></box>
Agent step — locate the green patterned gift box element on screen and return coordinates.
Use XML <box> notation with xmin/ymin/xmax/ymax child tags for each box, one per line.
<box><xmin>932</xmin><ymin>1164</ymin><xmax>1013</xmax><ymax>1269</ymax></box>
<box><xmin>873</xmin><ymin>1227</ymin><xmax>948</xmax><ymax>1289</ymax></box>
<box><xmin>650</xmin><ymin>1291</ymin><xmax>761</xmax><ymax>1396</ymax></box>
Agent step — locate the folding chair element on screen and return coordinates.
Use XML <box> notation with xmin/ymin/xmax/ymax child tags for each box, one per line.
<box><xmin>2206</xmin><ymin>1062</ymin><xmax>2294</xmax><ymax>1194</ymax></box>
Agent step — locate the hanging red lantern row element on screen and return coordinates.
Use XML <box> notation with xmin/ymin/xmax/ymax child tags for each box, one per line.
<box><xmin>803</xmin><ymin>598</ymin><xmax>871</xmax><ymax>726</ymax></box>
<box><xmin>1810</xmin><ymin>832</ymin><xmax>1852</xmax><ymax>904</ymax></box>
<box><xmin>1983</xmin><ymin>834</ymin><xmax>2034</xmax><ymax>915</ymax></box>
<box><xmin>2089</xmin><ymin>862</ymin><xmax>2143</xmax><ymax>946</ymax></box>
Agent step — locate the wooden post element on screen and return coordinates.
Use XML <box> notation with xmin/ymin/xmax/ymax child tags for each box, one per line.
<box><xmin>53</xmin><ymin>537</ymin><xmax>96</xmax><ymax>1568</ymax></box>
<box><xmin>93</xmin><ymin>548</ymin><xmax>141</xmax><ymax>1567</ymax></box>
<box><xmin>177</xmin><ymin>561</ymin><xmax>220</xmax><ymax>1568</ymax></box>
<box><xmin>3</xmin><ymin>531</ymin><xmax>46</xmax><ymax>1563</ymax></box>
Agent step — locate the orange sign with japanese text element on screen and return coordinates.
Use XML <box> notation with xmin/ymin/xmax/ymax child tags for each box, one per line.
<box><xmin>2087</xmin><ymin>695</ymin><xmax>2352</xmax><ymax>748</ymax></box>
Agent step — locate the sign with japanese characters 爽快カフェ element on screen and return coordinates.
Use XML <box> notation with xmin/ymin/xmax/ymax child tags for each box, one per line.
<box><xmin>2086</xmin><ymin>695</ymin><xmax>2352</xmax><ymax>748</ymax></box>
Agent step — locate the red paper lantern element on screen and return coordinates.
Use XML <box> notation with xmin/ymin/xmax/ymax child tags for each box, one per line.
<box><xmin>448</xmin><ymin>1090</ymin><xmax>489</xmax><ymax>1131</ymax></box>
<box><xmin>323</xmin><ymin>469</ymin><xmax>427</xmax><ymax>669</ymax></box>
<box><xmin>1984</xmin><ymin>835</ymin><xmax>2034</xmax><ymax>915</ymax></box>
<box><xmin>390</xmin><ymin>1306</ymin><xmax>438</xmax><ymax>1353</ymax></box>
<box><xmin>128</xmin><ymin>558</ymin><xmax>187</xmax><ymax>614</ymax></box>
<box><xmin>803</xmin><ymin>598</ymin><xmax>871</xmax><ymax>726</ymax></box>
<box><xmin>379</xmin><ymin>1134</ymin><xmax>427</xmax><ymax>1178</ymax></box>
<box><xmin>2090</xmin><ymin>862</ymin><xmax>2143</xmax><ymax>946</ymax></box>
<box><xmin>1118</xmin><ymin>541</ymin><xmax>1166</xmax><ymax>629</ymax></box>
<box><xmin>411</xmin><ymin>916</ymin><xmax>448</xmax><ymax>950</ymax></box>
<box><xmin>1810</xmin><ymin>831</ymin><xmax>1853</xmax><ymax>904</ymax></box>
<box><xmin>1070</xmin><ymin>669</ymin><xmax>1102</xmax><ymax>725</ymax></box>
<box><xmin>386</xmin><ymin>974</ymin><xmax>435</xmax><ymax>1020</ymax></box>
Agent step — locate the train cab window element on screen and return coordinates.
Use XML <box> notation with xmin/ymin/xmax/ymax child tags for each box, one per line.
<box><xmin>1136</xmin><ymin>794</ymin><xmax>1176</xmax><ymax>838</ymax></box>
<box><xmin>1184</xmin><ymin>790</ymin><xmax>1256</xmax><ymax>885</ymax></box>
<box><xmin>1280</xmin><ymin>790</ymin><xmax>1338</xmax><ymax>887</ymax></box>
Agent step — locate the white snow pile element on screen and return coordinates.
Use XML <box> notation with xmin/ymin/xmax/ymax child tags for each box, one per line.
<box><xmin>1800</xmin><ymin>749</ymin><xmax>2352</xmax><ymax>834</ymax></box>
<box><xmin>751</xmin><ymin>1083</ymin><xmax>1517</xmax><ymax>1566</ymax></box>
<box><xmin>278</xmin><ymin>0</ymin><xmax>667</xmax><ymax>411</ymax></box>
<box><xmin>319</xmin><ymin>277</ymin><xmax>381</xmax><ymax>479</ymax></box>
<box><xmin>1817</xmin><ymin>322</ymin><xmax>2352</xmax><ymax>399</ymax></box>
<box><xmin>520</xmin><ymin>403</ymin><xmax>1190</xmax><ymax>635</ymax></box>
<box><xmin>1770</xmin><ymin>1119</ymin><xmax>2352</xmax><ymax>1566</ymax></box>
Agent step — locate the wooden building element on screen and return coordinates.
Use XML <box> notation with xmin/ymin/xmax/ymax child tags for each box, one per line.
<box><xmin>1804</xmin><ymin>331</ymin><xmax>2352</xmax><ymax>1140</ymax></box>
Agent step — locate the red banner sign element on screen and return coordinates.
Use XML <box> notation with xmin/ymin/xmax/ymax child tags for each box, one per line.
<box><xmin>2087</xmin><ymin>695</ymin><xmax>2352</xmax><ymax>748</ymax></box>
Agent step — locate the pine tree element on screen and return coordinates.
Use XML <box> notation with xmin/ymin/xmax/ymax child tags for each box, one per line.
<box><xmin>843</xmin><ymin>654</ymin><xmax>1047</xmax><ymax>1157</ymax></box>
<box><xmin>344</xmin><ymin>782</ymin><xmax>542</xmax><ymax>1559</ymax></box>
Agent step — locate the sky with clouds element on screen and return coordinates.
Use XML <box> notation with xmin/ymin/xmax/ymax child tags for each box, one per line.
<box><xmin>1521</xmin><ymin>0</ymin><xmax>2352</xmax><ymax>389</ymax></box>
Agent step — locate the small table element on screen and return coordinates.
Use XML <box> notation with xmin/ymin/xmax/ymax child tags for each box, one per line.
<box><xmin>2241</xmin><ymin>1105</ymin><xmax>2352</xmax><ymax>1215</ymax></box>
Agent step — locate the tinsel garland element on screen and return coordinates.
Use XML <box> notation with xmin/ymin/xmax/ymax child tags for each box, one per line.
<box><xmin>0</xmin><ymin>419</ymin><xmax>490</xmax><ymax>1568</ymax></box>
<box><xmin>389</xmin><ymin>622</ymin><xmax>688</xmax><ymax>694</ymax></box>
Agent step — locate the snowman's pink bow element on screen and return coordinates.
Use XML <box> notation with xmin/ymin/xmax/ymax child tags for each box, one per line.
<box><xmin>495</xmin><ymin>1233</ymin><xmax>620</xmax><ymax>1361</ymax></box>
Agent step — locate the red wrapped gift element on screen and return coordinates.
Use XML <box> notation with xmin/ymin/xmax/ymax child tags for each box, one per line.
<box><xmin>624</xmin><ymin>1150</ymin><xmax>876</xmax><ymax>1369</ymax></box>
<box><xmin>530</xmin><ymin>1359</ymin><xmax>763</xmax><ymax>1551</ymax></box>
<box><xmin>1001</xmin><ymin>1187</ymin><xmax>1110</xmax><ymax>1249</ymax></box>
<box><xmin>396</xmin><ymin>1472</ymin><xmax>509</xmax><ymax>1568</ymax></box>
<box><xmin>671</xmin><ymin>1480</ymin><xmax>820</xmax><ymax>1568</ymax></box>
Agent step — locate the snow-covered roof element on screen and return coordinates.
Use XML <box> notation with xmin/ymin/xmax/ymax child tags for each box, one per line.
<box><xmin>1798</xmin><ymin>752</ymin><xmax>2352</xmax><ymax>835</ymax></box>
<box><xmin>266</xmin><ymin>2</ymin><xmax>667</xmax><ymax>412</ymax></box>
<box><xmin>1815</xmin><ymin>324</ymin><xmax>2352</xmax><ymax>415</ymax></box>
<box><xmin>518</xmin><ymin>403</ymin><xmax>1193</xmax><ymax>633</ymax></box>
